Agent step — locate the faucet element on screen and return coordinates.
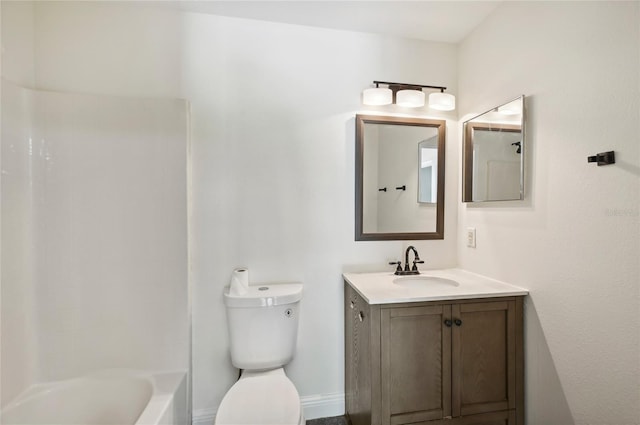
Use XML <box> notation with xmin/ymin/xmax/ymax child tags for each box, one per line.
<box><xmin>388</xmin><ymin>246</ymin><xmax>425</xmax><ymax>275</ymax></box>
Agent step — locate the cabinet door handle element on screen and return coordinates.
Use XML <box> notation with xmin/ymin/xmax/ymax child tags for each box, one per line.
<box><xmin>358</xmin><ymin>311</ymin><xmax>365</xmax><ymax>322</ymax></box>
<box><xmin>454</xmin><ymin>319</ymin><xmax>462</xmax><ymax>327</ymax></box>
<box><xmin>444</xmin><ymin>319</ymin><xmax>452</xmax><ymax>327</ymax></box>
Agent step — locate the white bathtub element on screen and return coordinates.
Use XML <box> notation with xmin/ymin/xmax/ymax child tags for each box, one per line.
<box><xmin>0</xmin><ymin>370</ymin><xmax>188</xmax><ymax>425</ymax></box>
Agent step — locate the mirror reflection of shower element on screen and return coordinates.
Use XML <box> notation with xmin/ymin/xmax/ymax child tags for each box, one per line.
<box><xmin>462</xmin><ymin>95</ymin><xmax>525</xmax><ymax>202</ymax></box>
<box><xmin>419</xmin><ymin>138</ymin><xmax>438</xmax><ymax>203</ymax></box>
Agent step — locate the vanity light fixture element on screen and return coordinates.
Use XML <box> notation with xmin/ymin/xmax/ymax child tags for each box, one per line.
<box><xmin>362</xmin><ymin>81</ymin><xmax>455</xmax><ymax>111</ymax></box>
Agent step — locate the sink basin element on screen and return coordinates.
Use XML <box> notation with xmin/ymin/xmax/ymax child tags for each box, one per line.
<box><xmin>393</xmin><ymin>275</ymin><xmax>459</xmax><ymax>287</ymax></box>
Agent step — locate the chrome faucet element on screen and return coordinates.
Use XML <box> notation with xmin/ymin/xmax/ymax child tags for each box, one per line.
<box><xmin>388</xmin><ymin>246</ymin><xmax>425</xmax><ymax>275</ymax></box>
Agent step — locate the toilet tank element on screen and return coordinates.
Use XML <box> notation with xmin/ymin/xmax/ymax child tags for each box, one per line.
<box><xmin>223</xmin><ymin>282</ymin><xmax>303</xmax><ymax>370</ymax></box>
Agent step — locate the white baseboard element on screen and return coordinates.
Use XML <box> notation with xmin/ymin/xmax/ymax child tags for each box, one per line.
<box><xmin>300</xmin><ymin>392</ymin><xmax>345</xmax><ymax>420</ymax></box>
<box><xmin>192</xmin><ymin>392</ymin><xmax>345</xmax><ymax>424</ymax></box>
<box><xmin>192</xmin><ymin>407</ymin><xmax>216</xmax><ymax>425</ymax></box>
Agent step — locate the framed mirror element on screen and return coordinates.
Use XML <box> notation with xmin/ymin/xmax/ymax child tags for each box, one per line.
<box><xmin>355</xmin><ymin>115</ymin><xmax>445</xmax><ymax>241</ymax></box>
<box><xmin>462</xmin><ymin>95</ymin><xmax>525</xmax><ymax>202</ymax></box>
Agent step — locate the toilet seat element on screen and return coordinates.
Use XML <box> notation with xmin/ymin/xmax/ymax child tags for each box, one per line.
<box><xmin>215</xmin><ymin>369</ymin><xmax>304</xmax><ymax>425</ymax></box>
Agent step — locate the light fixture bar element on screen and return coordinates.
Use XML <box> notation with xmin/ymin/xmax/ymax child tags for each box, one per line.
<box><xmin>372</xmin><ymin>80</ymin><xmax>447</xmax><ymax>92</ymax></box>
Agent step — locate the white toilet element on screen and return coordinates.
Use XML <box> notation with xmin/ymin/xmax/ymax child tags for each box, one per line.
<box><xmin>216</xmin><ymin>282</ymin><xmax>305</xmax><ymax>425</ymax></box>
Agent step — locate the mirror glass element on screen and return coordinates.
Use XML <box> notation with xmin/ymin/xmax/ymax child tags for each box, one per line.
<box><xmin>463</xmin><ymin>96</ymin><xmax>524</xmax><ymax>202</ymax></box>
<box><xmin>355</xmin><ymin>115</ymin><xmax>445</xmax><ymax>241</ymax></box>
<box><xmin>418</xmin><ymin>139</ymin><xmax>438</xmax><ymax>203</ymax></box>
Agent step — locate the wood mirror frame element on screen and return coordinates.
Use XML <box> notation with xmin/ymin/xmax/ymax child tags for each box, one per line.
<box><xmin>355</xmin><ymin>114</ymin><xmax>446</xmax><ymax>241</ymax></box>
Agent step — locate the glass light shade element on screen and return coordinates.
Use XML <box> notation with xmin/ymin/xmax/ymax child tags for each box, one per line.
<box><xmin>362</xmin><ymin>87</ymin><xmax>392</xmax><ymax>106</ymax></box>
<box><xmin>429</xmin><ymin>92</ymin><xmax>456</xmax><ymax>111</ymax></box>
<box><xmin>396</xmin><ymin>90</ymin><xmax>425</xmax><ymax>108</ymax></box>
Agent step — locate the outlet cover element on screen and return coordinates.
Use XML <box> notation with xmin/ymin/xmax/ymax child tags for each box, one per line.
<box><xmin>466</xmin><ymin>227</ymin><xmax>476</xmax><ymax>248</ymax></box>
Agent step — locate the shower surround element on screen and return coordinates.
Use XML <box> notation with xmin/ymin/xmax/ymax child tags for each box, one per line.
<box><xmin>1</xmin><ymin>80</ymin><xmax>190</xmax><ymax>423</ymax></box>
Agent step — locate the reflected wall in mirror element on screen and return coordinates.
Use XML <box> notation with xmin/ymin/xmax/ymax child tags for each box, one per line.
<box><xmin>462</xmin><ymin>96</ymin><xmax>525</xmax><ymax>202</ymax></box>
<box><xmin>355</xmin><ymin>115</ymin><xmax>445</xmax><ymax>241</ymax></box>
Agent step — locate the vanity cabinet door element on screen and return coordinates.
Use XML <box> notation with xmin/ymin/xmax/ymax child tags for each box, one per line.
<box><xmin>381</xmin><ymin>305</ymin><xmax>452</xmax><ymax>425</ymax></box>
<box><xmin>451</xmin><ymin>300</ymin><xmax>517</xmax><ymax>418</ymax></box>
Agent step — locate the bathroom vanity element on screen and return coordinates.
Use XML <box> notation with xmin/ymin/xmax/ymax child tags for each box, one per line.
<box><xmin>343</xmin><ymin>269</ymin><xmax>527</xmax><ymax>425</ymax></box>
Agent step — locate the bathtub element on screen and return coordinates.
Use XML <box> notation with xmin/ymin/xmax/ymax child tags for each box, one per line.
<box><xmin>0</xmin><ymin>370</ymin><xmax>188</xmax><ymax>425</ymax></box>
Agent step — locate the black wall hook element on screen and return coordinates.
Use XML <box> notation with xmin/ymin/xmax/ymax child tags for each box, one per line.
<box><xmin>587</xmin><ymin>151</ymin><xmax>615</xmax><ymax>166</ymax></box>
<box><xmin>378</xmin><ymin>187</ymin><xmax>387</xmax><ymax>192</ymax></box>
<box><xmin>511</xmin><ymin>141</ymin><xmax>522</xmax><ymax>154</ymax></box>
<box><xmin>395</xmin><ymin>185</ymin><xmax>406</xmax><ymax>191</ymax></box>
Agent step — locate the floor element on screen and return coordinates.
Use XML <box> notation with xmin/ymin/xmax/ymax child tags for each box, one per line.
<box><xmin>306</xmin><ymin>416</ymin><xmax>348</xmax><ymax>425</ymax></box>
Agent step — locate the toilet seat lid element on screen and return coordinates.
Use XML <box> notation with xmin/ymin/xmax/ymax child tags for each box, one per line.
<box><xmin>216</xmin><ymin>372</ymin><xmax>301</xmax><ymax>425</ymax></box>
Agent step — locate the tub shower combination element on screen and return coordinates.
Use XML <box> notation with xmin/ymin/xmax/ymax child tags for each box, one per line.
<box><xmin>0</xmin><ymin>370</ymin><xmax>187</xmax><ymax>425</ymax></box>
<box><xmin>1</xmin><ymin>82</ymin><xmax>190</xmax><ymax>424</ymax></box>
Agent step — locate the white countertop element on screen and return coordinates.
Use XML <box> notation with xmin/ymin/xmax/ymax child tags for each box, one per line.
<box><xmin>343</xmin><ymin>268</ymin><xmax>528</xmax><ymax>305</ymax></box>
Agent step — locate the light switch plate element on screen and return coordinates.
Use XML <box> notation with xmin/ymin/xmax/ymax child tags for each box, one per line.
<box><xmin>466</xmin><ymin>227</ymin><xmax>476</xmax><ymax>248</ymax></box>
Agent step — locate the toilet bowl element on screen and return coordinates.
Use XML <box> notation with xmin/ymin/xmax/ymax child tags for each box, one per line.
<box><xmin>216</xmin><ymin>280</ymin><xmax>304</xmax><ymax>425</ymax></box>
<box><xmin>215</xmin><ymin>369</ymin><xmax>304</xmax><ymax>425</ymax></box>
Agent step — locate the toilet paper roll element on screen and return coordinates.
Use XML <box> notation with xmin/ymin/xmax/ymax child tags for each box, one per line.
<box><xmin>229</xmin><ymin>267</ymin><xmax>249</xmax><ymax>296</ymax></box>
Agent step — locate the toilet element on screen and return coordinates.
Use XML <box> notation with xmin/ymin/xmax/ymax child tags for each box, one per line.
<box><xmin>216</xmin><ymin>282</ymin><xmax>304</xmax><ymax>425</ymax></box>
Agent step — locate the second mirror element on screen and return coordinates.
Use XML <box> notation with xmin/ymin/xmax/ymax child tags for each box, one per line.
<box><xmin>462</xmin><ymin>96</ymin><xmax>525</xmax><ymax>202</ymax></box>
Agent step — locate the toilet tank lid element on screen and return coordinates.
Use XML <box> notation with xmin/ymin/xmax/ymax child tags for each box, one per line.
<box><xmin>224</xmin><ymin>282</ymin><xmax>303</xmax><ymax>307</ymax></box>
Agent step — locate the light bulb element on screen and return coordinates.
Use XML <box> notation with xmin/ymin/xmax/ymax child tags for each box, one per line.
<box><xmin>396</xmin><ymin>90</ymin><xmax>425</xmax><ymax>108</ymax></box>
<box><xmin>362</xmin><ymin>87</ymin><xmax>392</xmax><ymax>106</ymax></box>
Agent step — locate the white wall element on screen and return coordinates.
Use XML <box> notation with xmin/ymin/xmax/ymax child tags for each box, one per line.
<box><xmin>9</xmin><ymin>1</ymin><xmax>459</xmax><ymax>420</ymax></box>
<box><xmin>458</xmin><ymin>2</ymin><xmax>640</xmax><ymax>424</ymax></box>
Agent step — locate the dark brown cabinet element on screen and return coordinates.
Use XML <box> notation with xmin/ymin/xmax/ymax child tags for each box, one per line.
<box><xmin>345</xmin><ymin>282</ymin><xmax>524</xmax><ymax>425</ymax></box>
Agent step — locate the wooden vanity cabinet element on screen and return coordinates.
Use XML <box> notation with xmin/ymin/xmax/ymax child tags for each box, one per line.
<box><xmin>344</xmin><ymin>282</ymin><xmax>524</xmax><ymax>425</ymax></box>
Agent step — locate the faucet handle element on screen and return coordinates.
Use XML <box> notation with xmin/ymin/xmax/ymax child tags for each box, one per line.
<box><xmin>411</xmin><ymin>259</ymin><xmax>425</xmax><ymax>271</ymax></box>
<box><xmin>388</xmin><ymin>261</ymin><xmax>402</xmax><ymax>274</ymax></box>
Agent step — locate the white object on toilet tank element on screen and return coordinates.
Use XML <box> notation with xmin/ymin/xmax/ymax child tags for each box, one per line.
<box><xmin>228</xmin><ymin>267</ymin><xmax>249</xmax><ymax>296</ymax></box>
<box><xmin>223</xmin><ymin>282</ymin><xmax>302</xmax><ymax>370</ymax></box>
